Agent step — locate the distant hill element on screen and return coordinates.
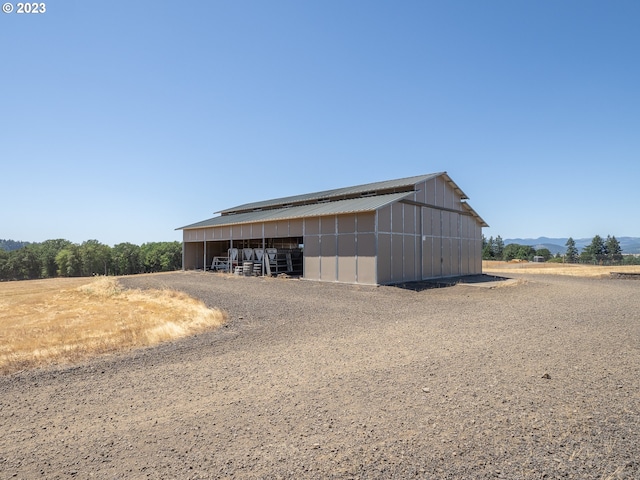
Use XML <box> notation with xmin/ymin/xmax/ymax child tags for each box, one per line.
<box><xmin>503</xmin><ymin>237</ymin><xmax>640</xmax><ymax>255</ymax></box>
<box><xmin>0</xmin><ymin>239</ymin><xmax>31</xmax><ymax>252</ymax></box>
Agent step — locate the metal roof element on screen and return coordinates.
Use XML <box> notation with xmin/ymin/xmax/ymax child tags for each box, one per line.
<box><xmin>178</xmin><ymin>172</ymin><xmax>487</xmax><ymax>230</ymax></box>
<box><xmin>179</xmin><ymin>192</ymin><xmax>414</xmax><ymax>230</ymax></box>
<box><xmin>218</xmin><ymin>172</ymin><xmax>453</xmax><ymax>214</ymax></box>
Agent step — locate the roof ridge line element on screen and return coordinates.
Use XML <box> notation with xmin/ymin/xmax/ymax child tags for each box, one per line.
<box><xmin>216</xmin><ymin>172</ymin><xmax>444</xmax><ymax>215</ymax></box>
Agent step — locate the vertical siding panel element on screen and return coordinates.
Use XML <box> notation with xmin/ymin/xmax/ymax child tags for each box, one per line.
<box><xmin>415</xmin><ymin>181</ymin><xmax>426</xmax><ymax>204</ymax></box>
<box><xmin>378</xmin><ymin>206</ymin><xmax>391</xmax><ymax>233</ymax></box>
<box><xmin>306</xmin><ymin>217</ymin><xmax>320</xmax><ymax>235</ymax></box>
<box><xmin>357</xmin><ymin>232</ymin><xmax>376</xmax><ymax>285</ymax></box>
<box><xmin>425</xmin><ymin>178</ymin><xmax>436</xmax><ymax>205</ymax></box>
<box><xmin>276</xmin><ymin>221</ymin><xmax>289</xmax><ymax>237</ymax></box>
<box><xmin>423</xmin><ymin>237</ymin><xmax>432</xmax><ymax>279</ymax></box>
<box><xmin>404</xmin><ymin>235</ymin><xmax>416</xmax><ymax>281</ymax></box>
<box><xmin>320</xmin><ymin>216</ymin><xmax>336</xmax><ymax>235</ymax></box>
<box><xmin>320</xmin><ymin>225</ymin><xmax>337</xmax><ymax>281</ymax></box>
<box><xmin>356</xmin><ymin>213</ymin><xmax>375</xmax><ymax>233</ymax></box>
<box><xmin>304</xmin><ymin>235</ymin><xmax>321</xmax><ymax>280</ymax></box>
<box><xmin>377</xmin><ymin>233</ymin><xmax>391</xmax><ymax>284</ymax></box>
<box><xmin>338</xmin><ymin>234</ymin><xmax>356</xmax><ymax>283</ymax></box>
<box><xmin>392</xmin><ymin>234</ymin><xmax>403</xmax><ymax>282</ymax></box>
<box><xmin>442</xmin><ymin>238</ymin><xmax>452</xmax><ymax>276</ymax></box>
<box><xmin>264</xmin><ymin>222</ymin><xmax>276</xmax><ymax>237</ymax></box>
<box><xmin>433</xmin><ymin>236</ymin><xmax>442</xmax><ymax>277</ymax></box>
<box><xmin>391</xmin><ymin>203</ymin><xmax>403</xmax><ymax>233</ymax></box>
<box><xmin>403</xmin><ymin>203</ymin><xmax>415</xmax><ymax>234</ymax></box>
<box><xmin>290</xmin><ymin>219</ymin><xmax>303</xmax><ymax>237</ymax></box>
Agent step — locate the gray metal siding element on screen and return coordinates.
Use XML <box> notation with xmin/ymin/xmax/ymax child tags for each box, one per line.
<box><xmin>304</xmin><ymin>212</ymin><xmax>377</xmax><ymax>285</ymax></box>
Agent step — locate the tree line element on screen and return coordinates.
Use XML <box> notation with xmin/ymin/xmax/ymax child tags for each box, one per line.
<box><xmin>0</xmin><ymin>239</ymin><xmax>182</xmax><ymax>281</ymax></box>
<box><xmin>482</xmin><ymin>234</ymin><xmax>640</xmax><ymax>265</ymax></box>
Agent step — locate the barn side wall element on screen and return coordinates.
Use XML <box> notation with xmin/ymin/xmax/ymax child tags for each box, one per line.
<box><xmin>182</xmin><ymin>213</ymin><xmax>379</xmax><ymax>285</ymax></box>
<box><xmin>376</xmin><ymin>177</ymin><xmax>483</xmax><ymax>284</ymax></box>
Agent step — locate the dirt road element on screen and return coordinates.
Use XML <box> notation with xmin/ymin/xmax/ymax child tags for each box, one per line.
<box><xmin>1</xmin><ymin>272</ymin><xmax>638</xmax><ymax>479</ymax></box>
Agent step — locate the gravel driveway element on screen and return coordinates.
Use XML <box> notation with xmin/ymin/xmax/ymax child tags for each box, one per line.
<box><xmin>1</xmin><ymin>271</ymin><xmax>638</xmax><ymax>479</ymax></box>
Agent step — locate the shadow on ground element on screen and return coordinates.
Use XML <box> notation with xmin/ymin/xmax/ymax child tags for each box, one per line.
<box><xmin>394</xmin><ymin>274</ymin><xmax>511</xmax><ymax>292</ymax></box>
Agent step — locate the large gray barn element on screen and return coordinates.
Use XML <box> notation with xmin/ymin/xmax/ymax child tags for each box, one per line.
<box><xmin>179</xmin><ymin>172</ymin><xmax>488</xmax><ymax>285</ymax></box>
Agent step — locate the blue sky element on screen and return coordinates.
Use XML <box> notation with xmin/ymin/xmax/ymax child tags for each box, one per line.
<box><xmin>2</xmin><ymin>1</ymin><xmax>639</xmax><ymax>246</ymax></box>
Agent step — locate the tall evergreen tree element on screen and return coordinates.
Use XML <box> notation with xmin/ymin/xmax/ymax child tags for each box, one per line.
<box><xmin>565</xmin><ymin>237</ymin><xmax>578</xmax><ymax>263</ymax></box>
<box><xmin>482</xmin><ymin>235</ymin><xmax>494</xmax><ymax>260</ymax></box>
<box><xmin>583</xmin><ymin>234</ymin><xmax>607</xmax><ymax>264</ymax></box>
<box><xmin>494</xmin><ymin>235</ymin><xmax>505</xmax><ymax>260</ymax></box>
<box><xmin>605</xmin><ymin>235</ymin><xmax>622</xmax><ymax>263</ymax></box>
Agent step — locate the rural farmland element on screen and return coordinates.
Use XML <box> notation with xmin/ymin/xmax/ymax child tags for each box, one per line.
<box><xmin>1</xmin><ymin>267</ymin><xmax>639</xmax><ymax>479</ymax></box>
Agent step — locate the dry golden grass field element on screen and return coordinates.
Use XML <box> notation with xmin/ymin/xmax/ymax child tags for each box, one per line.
<box><xmin>2</xmin><ymin>263</ymin><xmax>638</xmax><ymax>376</ymax></box>
<box><xmin>483</xmin><ymin>260</ymin><xmax>640</xmax><ymax>277</ymax></box>
<box><xmin>0</xmin><ymin>276</ymin><xmax>226</xmax><ymax>375</ymax></box>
